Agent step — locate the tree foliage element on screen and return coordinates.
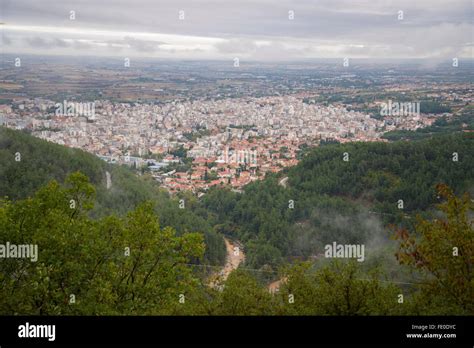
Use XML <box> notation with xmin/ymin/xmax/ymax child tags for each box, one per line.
<box><xmin>395</xmin><ymin>184</ymin><xmax>474</xmax><ymax>314</ymax></box>
<box><xmin>0</xmin><ymin>173</ymin><xmax>205</xmax><ymax>315</ymax></box>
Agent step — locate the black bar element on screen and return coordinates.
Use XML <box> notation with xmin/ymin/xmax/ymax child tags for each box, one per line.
<box><xmin>0</xmin><ymin>316</ymin><xmax>472</xmax><ymax>346</ymax></box>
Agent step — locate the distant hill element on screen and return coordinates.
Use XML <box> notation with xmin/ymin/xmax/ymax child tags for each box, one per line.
<box><xmin>289</xmin><ymin>132</ymin><xmax>474</xmax><ymax>212</ymax></box>
<box><xmin>0</xmin><ymin>127</ymin><xmax>151</xmax><ymax>213</ymax></box>
<box><xmin>0</xmin><ymin>127</ymin><xmax>226</xmax><ymax>265</ymax></box>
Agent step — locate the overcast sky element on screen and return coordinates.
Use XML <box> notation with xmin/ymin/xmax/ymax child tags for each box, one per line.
<box><xmin>1</xmin><ymin>0</ymin><xmax>472</xmax><ymax>60</ymax></box>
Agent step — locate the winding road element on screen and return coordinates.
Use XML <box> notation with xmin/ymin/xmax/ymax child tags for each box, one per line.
<box><xmin>209</xmin><ymin>237</ymin><xmax>245</xmax><ymax>289</ymax></box>
<box><xmin>278</xmin><ymin>176</ymin><xmax>289</xmax><ymax>188</ymax></box>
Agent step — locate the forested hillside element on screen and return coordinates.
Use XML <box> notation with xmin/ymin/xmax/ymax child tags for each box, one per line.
<box><xmin>0</xmin><ymin>174</ymin><xmax>471</xmax><ymax>315</ymax></box>
<box><xmin>197</xmin><ymin>133</ymin><xmax>474</xmax><ymax>271</ymax></box>
<box><xmin>0</xmin><ymin>127</ymin><xmax>225</xmax><ymax>265</ymax></box>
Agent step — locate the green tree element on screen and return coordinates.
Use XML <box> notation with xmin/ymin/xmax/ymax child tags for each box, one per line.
<box><xmin>395</xmin><ymin>184</ymin><xmax>474</xmax><ymax>314</ymax></box>
<box><xmin>0</xmin><ymin>173</ymin><xmax>206</xmax><ymax>315</ymax></box>
<box><xmin>213</xmin><ymin>270</ymin><xmax>274</xmax><ymax>315</ymax></box>
<box><xmin>277</xmin><ymin>261</ymin><xmax>402</xmax><ymax>315</ymax></box>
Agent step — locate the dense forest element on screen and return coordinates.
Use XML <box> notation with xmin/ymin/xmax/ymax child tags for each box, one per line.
<box><xmin>0</xmin><ymin>126</ymin><xmax>472</xmax><ymax>315</ymax></box>
<box><xmin>0</xmin><ymin>174</ymin><xmax>471</xmax><ymax>315</ymax></box>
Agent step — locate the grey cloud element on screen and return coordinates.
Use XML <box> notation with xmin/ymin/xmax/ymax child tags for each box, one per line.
<box><xmin>23</xmin><ymin>36</ymin><xmax>96</xmax><ymax>50</ymax></box>
<box><xmin>215</xmin><ymin>39</ymin><xmax>259</xmax><ymax>54</ymax></box>
<box><xmin>1</xmin><ymin>35</ymin><xmax>12</xmax><ymax>45</ymax></box>
<box><xmin>4</xmin><ymin>0</ymin><xmax>472</xmax><ymax>37</ymax></box>
<box><xmin>24</xmin><ymin>36</ymin><xmax>49</xmax><ymax>48</ymax></box>
<box><xmin>52</xmin><ymin>38</ymin><xmax>70</xmax><ymax>47</ymax></box>
<box><xmin>3</xmin><ymin>0</ymin><xmax>473</xmax><ymax>59</ymax></box>
<box><xmin>121</xmin><ymin>36</ymin><xmax>166</xmax><ymax>52</ymax></box>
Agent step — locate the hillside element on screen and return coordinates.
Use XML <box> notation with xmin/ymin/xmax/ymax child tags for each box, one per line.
<box><xmin>0</xmin><ymin>127</ymin><xmax>226</xmax><ymax>265</ymax></box>
<box><xmin>197</xmin><ymin>132</ymin><xmax>474</xmax><ymax>272</ymax></box>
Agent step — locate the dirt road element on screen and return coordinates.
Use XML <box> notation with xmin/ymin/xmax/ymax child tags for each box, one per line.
<box><xmin>209</xmin><ymin>237</ymin><xmax>245</xmax><ymax>288</ymax></box>
<box><xmin>268</xmin><ymin>277</ymin><xmax>288</xmax><ymax>293</ymax></box>
<box><xmin>221</xmin><ymin>238</ymin><xmax>245</xmax><ymax>281</ymax></box>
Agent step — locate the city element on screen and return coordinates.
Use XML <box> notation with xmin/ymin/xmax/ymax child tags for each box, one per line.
<box><xmin>2</xmin><ymin>60</ymin><xmax>470</xmax><ymax>194</ymax></box>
